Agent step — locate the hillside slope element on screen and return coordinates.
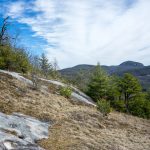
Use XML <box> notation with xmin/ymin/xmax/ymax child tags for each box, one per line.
<box><xmin>0</xmin><ymin>71</ymin><xmax>150</xmax><ymax>150</ymax></box>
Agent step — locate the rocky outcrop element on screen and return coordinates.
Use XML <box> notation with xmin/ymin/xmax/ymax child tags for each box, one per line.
<box><xmin>0</xmin><ymin>112</ymin><xmax>51</xmax><ymax>150</ymax></box>
<box><xmin>0</xmin><ymin>70</ymin><xmax>32</xmax><ymax>85</ymax></box>
<box><xmin>0</xmin><ymin>70</ymin><xmax>95</xmax><ymax>106</ymax></box>
<box><xmin>40</xmin><ymin>78</ymin><xmax>95</xmax><ymax>106</ymax></box>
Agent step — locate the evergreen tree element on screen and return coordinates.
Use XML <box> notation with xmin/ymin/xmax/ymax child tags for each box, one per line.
<box><xmin>75</xmin><ymin>69</ymin><xmax>86</xmax><ymax>90</ymax></box>
<box><xmin>39</xmin><ymin>53</ymin><xmax>52</xmax><ymax>78</ymax></box>
<box><xmin>107</xmin><ymin>76</ymin><xmax>121</xmax><ymax>101</ymax></box>
<box><xmin>146</xmin><ymin>89</ymin><xmax>150</xmax><ymax>101</ymax></box>
<box><xmin>14</xmin><ymin>48</ymin><xmax>31</xmax><ymax>73</ymax></box>
<box><xmin>119</xmin><ymin>73</ymin><xmax>142</xmax><ymax>112</ymax></box>
<box><xmin>0</xmin><ymin>45</ymin><xmax>13</xmax><ymax>70</ymax></box>
<box><xmin>86</xmin><ymin>63</ymin><xmax>109</xmax><ymax>101</ymax></box>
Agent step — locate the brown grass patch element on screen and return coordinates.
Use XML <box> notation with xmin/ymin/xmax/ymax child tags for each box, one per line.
<box><xmin>0</xmin><ymin>73</ymin><xmax>150</xmax><ymax>150</ymax></box>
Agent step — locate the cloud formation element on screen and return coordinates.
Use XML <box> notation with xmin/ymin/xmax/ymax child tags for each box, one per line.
<box><xmin>1</xmin><ymin>0</ymin><xmax>150</xmax><ymax>68</ymax></box>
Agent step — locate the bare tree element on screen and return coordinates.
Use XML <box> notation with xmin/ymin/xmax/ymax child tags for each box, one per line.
<box><xmin>51</xmin><ymin>58</ymin><xmax>60</xmax><ymax>79</ymax></box>
<box><xmin>53</xmin><ymin>58</ymin><xmax>59</xmax><ymax>71</ymax></box>
<box><xmin>12</xmin><ymin>30</ymin><xmax>20</xmax><ymax>47</ymax></box>
<box><xmin>31</xmin><ymin>72</ymin><xmax>40</xmax><ymax>90</ymax></box>
<box><xmin>0</xmin><ymin>17</ymin><xmax>10</xmax><ymax>45</ymax></box>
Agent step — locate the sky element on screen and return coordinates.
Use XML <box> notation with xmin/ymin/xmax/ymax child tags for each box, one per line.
<box><xmin>0</xmin><ymin>0</ymin><xmax>150</xmax><ymax>68</ymax></box>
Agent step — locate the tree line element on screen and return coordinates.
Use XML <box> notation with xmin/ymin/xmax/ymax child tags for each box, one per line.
<box><xmin>86</xmin><ymin>63</ymin><xmax>150</xmax><ymax>118</ymax></box>
<box><xmin>0</xmin><ymin>17</ymin><xmax>60</xmax><ymax>79</ymax></box>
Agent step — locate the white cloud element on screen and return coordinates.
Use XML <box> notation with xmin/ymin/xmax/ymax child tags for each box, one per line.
<box><xmin>2</xmin><ymin>0</ymin><xmax>150</xmax><ymax>68</ymax></box>
<box><xmin>6</xmin><ymin>1</ymin><xmax>26</xmax><ymax>18</ymax></box>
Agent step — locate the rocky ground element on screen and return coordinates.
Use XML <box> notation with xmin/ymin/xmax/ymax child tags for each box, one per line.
<box><xmin>0</xmin><ymin>71</ymin><xmax>150</xmax><ymax>150</ymax></box>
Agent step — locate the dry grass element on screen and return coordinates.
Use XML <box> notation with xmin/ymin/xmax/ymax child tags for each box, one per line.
<box><xmin>0</xmin><ymin>72</ymin><xmax>150</xmax><ymax>150</ymax></box>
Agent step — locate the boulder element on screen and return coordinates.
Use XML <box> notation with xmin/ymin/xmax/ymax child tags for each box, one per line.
<box><xmin>0</xmin><ymin>112</ymin><xmax>51</xmax><ymax>150</ymax></box>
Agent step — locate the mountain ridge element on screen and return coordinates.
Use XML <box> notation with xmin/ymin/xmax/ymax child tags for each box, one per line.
<box><xmin>60</xmin><ymin>61</ymin><xmax>150</xmax><ymax>90</ymax></box>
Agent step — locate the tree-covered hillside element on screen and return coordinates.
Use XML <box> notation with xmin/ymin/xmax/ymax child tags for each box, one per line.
<box><xmin>60</xmin><ymin>61</ymin><xmax>150</xmax><ymax>90</ymax></box>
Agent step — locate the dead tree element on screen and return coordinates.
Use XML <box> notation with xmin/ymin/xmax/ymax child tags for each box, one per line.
<box><xmin>0</xmin><ymin>17</ymin><xmax>9</xmax><ymax>45</ymax></box>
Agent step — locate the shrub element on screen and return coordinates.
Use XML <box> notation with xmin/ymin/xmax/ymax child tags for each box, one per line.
<box><xmin>146</xmin><ymin>89</ymin><xmax>150</xmax><ymax>101</ymax></box>
<box><xmin>97</xmin><ymin>99</ymin><xmax>111</xmax><ymax>116</ymax></box>
<box><xmin>0</xmin><ymin>45</ymin><xmax>31</xmax><ymax>73</ymax></box>
<box><xmin>60</xmin><ymin>86</ymin><xmax>72</xmax><ymax>98</ymax></box>
<box><xmin>128</xmin><ymin>98</ymin><xmax>150</xmax><ymax>119</ymax></box>
<box><xmin>111</xmin><ymin>100</ymin><xmax>126</xmax><ymax>112</ymax></box>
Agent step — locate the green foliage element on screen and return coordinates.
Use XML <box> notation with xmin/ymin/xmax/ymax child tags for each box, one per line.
<box><xmin>120</xmin><ymin>73</ymin><xmax>142</xmax><ymax>96</ymax></box>
<box><xmin>0</xmin><ymin>17</ymin><xmax>31</xmax><ymax>73</ymax></box>
<box><xmin>111</xmin><ymin>100</ymin><xmax>126</xmax><ymax>112</ymax></box>
<box><xmin>97</xmin><ymin>99</ymin><xmax>111</xmax><ymax>116</ymax></box>
<box><xmin>74</xmin><ymin>69</ymin><xmax>87</xmax><ymax>91</ymax></box>
<box><xmin>107</xmin><ymin>76</ymin><xmax>121</xmax><ymax>101</ymax></box>
<box><xmin>118</xmin><ymin>73</ymin><xmax>142</xmax><ymax>112</ymax></box>
<box><xmin>60</xmin><ymin>86</ymin><xmax>72</xmax><ymax>98</ymax></box>
<box><xmin>0</xmin><ymin>45</ymin><xmax>31</xmax><ymax>73</ymax></box>
<box><xmin>87</xmin><ymin>67</ymin><xmax>150</xmax><ymax>118</ymax></box>
<box><xmin>38</xmin><ymin>54</ymin><xmax>60</xmax><ymax>79</ymax></box>
<box><xmin>128</xmin><ymin>98</ymin><xmax>150</xmax><ymax>119</ymax></box>
<box><xmin>39</xmin><ymin>53</ymin><xmax>52</xmax><ymax>78</ymax></box>
<box><xmin>146</xmin><ymin>89</ymin><xmax>150</xmax><ymax>101</ymax></box>
<box><xmin>0</xmin><ymin>45</ymin><xmax>12</xmax><ymax>69</ymax></box>
<box><xmin>109</xmin><ymin>76</ymin><xmax>150</xmax><ymax>118</ymax></box>
<box><xmin>86</xmin><ymin>63</ymin><xmax>109</xmax><ymax>102</ymax></box>
<box><xmin>13</xmin><ymin>49</ymin><xmax>31</xmax><ymax>73</ymax></box>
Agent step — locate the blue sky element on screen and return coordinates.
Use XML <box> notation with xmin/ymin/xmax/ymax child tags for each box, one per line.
<box><xmin>0</xmin><ymin>0</ymin><xmax>150</xmax><ymax>68</ymax></box>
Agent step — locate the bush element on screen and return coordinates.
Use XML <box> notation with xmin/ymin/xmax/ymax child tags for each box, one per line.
<box><xmin>97</xmin><ymin>99</ymin><xmax>111</xmax><ymax>116</ymax></box>
<box><xmin>128</xmin><ymin>98</ymin><xmax>150</xmax><ymax>119</ymax></box>
<box><xmin>146</xmin><ymin>89</ymin><xmax>150</xmax><ymax>101</ymax></box>
<box><xmin>60</xmin><ymin>86</ymin><xmax>72</xmax><ymax>98</ymax></box>
<box><xmin>0</xmin><ymin>45</ymin><xmax>31</xmax><ymax>73</ymax></box>
<box><xmin>111</xmin><ymin>100</ymin><xmax>126</xmax><ymax>112</ymax></box>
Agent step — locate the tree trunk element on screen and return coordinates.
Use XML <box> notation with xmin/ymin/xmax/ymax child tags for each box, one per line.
<box><xmin>124</xmin><ymin>93</ymin><xmax>129</xmax><ymax>113</ymax></box>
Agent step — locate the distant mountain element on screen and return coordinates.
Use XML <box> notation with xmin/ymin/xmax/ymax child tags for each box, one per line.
<box><xmin>119</xmin><ymin>61</ymin><xmax>144</xmax><ymax>67</ymax></box>
<box><xmin>60</xmin><ymin>61</ymin><xmax>150</xmax><ymax>90</ymax></box>
<box><xmin>60</xmin><ymin>64</ymin><xmax>95</xmax><ymax>76</ymax></box>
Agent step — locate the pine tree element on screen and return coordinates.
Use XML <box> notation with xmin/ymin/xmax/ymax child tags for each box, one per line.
<box><xmin>119</xmin><ymin>73</ymin><xmax>142</xmax><ymax>112</ymax></box>
<box><xmin>146</xmin><ymin>89</ymin><xmax>150</xmax><ymax>101</ymax></box>
<box><xmin>39</xmin><ymin>53</ymin><xmax>51</xmax><ymax>78</ymax></box>
<box><xmin>86</xmin><ymin>63</ymin><xmax>109</xmax><ymax>101</ymax></box>
<box><xmin>107</xmin><ymin>76</ymin><xmax>121</xmax><ymax>101</ymax></box>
